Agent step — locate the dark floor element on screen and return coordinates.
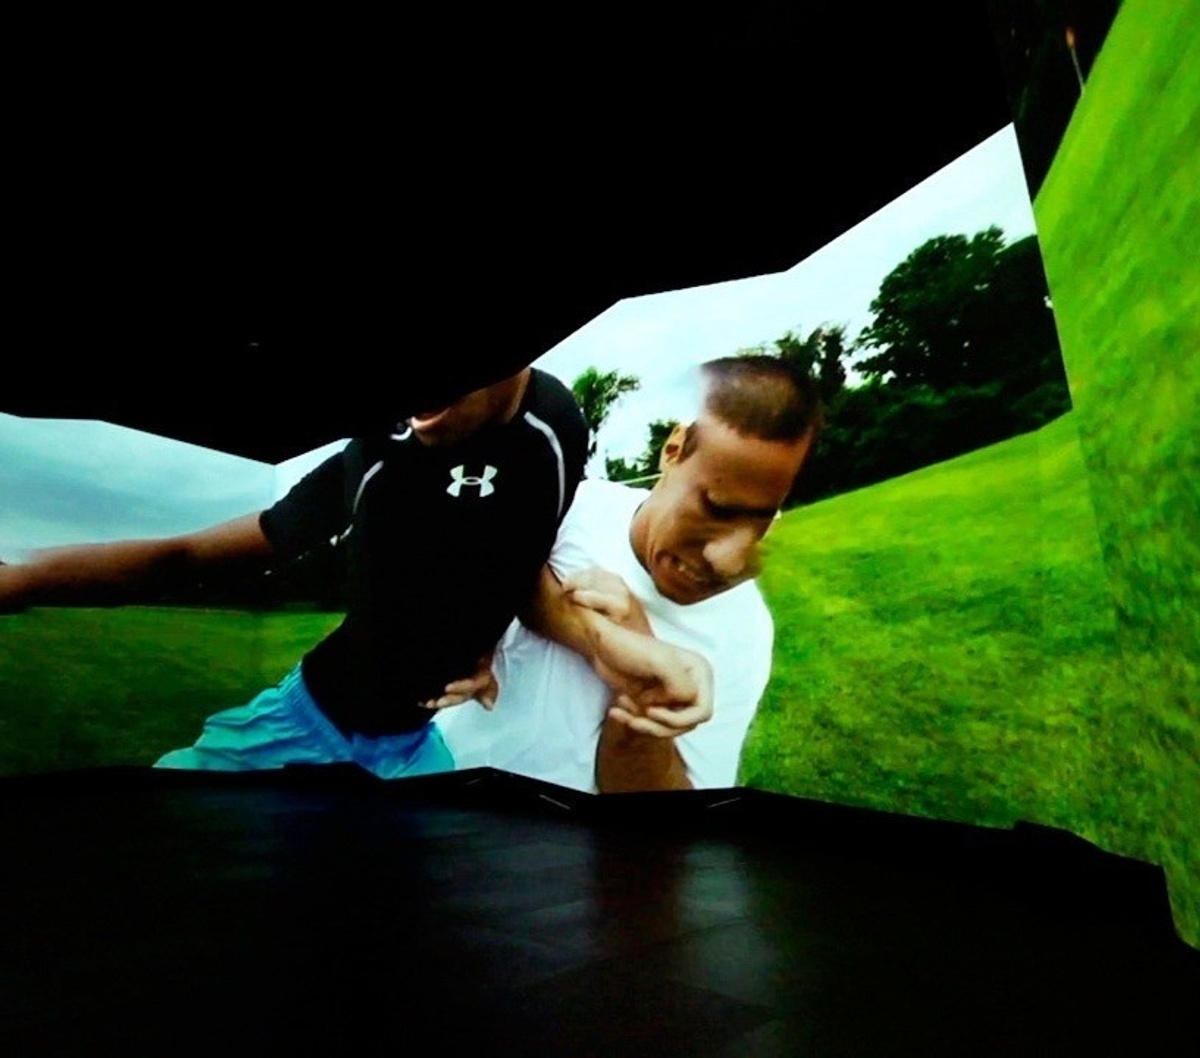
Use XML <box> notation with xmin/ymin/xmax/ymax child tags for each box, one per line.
<box><xmin>1</xmin><ymin>767</ymin><xmax>1195</xmax><ymax>1056</ymax></box>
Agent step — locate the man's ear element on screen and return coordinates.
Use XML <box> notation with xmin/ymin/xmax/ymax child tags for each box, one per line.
<box><xmin>659</xmin><ymin>422</ymin><xmax>690</xmax><ymax>471</ymax></box>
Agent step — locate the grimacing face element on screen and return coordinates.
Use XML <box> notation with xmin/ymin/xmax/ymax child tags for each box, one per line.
<box><xmin>629</xmin><ymin>415</ymin><xmax>813</xmax><ymax>605</ymax></box>
<box><xmin>408</xmin><ymin>369</ymin><xmax>529</xmax><ymax>446</ymax></box>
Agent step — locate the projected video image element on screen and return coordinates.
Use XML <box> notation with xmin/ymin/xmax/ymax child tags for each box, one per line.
<box><xmin>0</xmin><ymin>366</ymin><xmax>589</xmax><ymax>781</ymax></box>
<box><xmin>1</xmin><ymin>0</ymin><xmax>1194</xmax><ymax>955</ymax></box>
<box><xmin>991</xmin><ymin>0</ymin><xmax>1199</xmax><ymax>946</ymax></box>
<box><xmin>0</xmin><ymin>126</ymin><xmax>1056</xmax><ymax>787</ymax></box>
<box><xmin>0</xmin><ymin>422</ymin><xmax>351</xmax><ymax>773</ymax></box>
<box><xmin>435</xmin><ymin>127</ymin><xmax>1070</xmax><ymax>799</ymax></box>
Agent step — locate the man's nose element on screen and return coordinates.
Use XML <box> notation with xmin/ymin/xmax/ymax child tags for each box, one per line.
<box><xmin>703</xmin><ymin>527</ymin><xmax>761</xmax><ymax>582</ymax></box>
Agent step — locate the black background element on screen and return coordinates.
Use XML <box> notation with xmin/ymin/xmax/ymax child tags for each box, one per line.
<box><xmin>6</xmin><ymin>3</ymin><xmax>1012</xmax><ymax>462</ymax></box>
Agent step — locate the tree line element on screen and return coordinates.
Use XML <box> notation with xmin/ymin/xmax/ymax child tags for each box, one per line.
<box><xmin>583</xmin><ymin>227</ymin><xmax>1071</xmax><ymax>506</ymax></box>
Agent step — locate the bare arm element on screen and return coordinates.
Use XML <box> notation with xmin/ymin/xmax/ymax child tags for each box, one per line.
<box><xmin>523</xmin><ymin>565</ymin><xmax>712</xmax><ymax>793</ymax></box>
<box><xmin>0</xmin><ymin>513</ymin><xmax>275</xmax><ymax>612</ymax></box>
<box><xmin>522</xmin><ymin>564</ymin><xmax>648</xmax><ymax>652</ymax></box>
<box><xmin>597</xmin><ymin>712</ymin><xmax>691</xmax><ymax>792</ymax></box>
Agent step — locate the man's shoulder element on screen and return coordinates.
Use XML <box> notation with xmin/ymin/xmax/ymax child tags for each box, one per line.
<box><xmin>569</xmin><ymin>479</ymin><xmax>646</xmax><ymax>521</ymax></box>
<box><xmin>525</xmin><ymin>370</ymin><xmax>587</xmax><ymax>436</ymax></box>
<box><xmin>551</xmin><ymin>479</ymin><xmax>646</xmax><ymax>577</ymax></box>
<box><xmin>576</xmin><ymin>477</ymin><xmax>646</xmax><ymax>502</ymax></box>
<box><xmin>516</xmin><ymin>370</ymin><xmax>589</xmax><ymax>509</ymax></box>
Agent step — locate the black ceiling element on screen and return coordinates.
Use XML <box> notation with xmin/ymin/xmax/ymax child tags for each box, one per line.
<box><xmin>6</xmin><ymin>4</ymin><xmax>1014</xmax><ymax>463</ymax></box>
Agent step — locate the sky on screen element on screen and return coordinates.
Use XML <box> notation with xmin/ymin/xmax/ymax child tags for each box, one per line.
<box><xmin>0</xmin><ymin>126</ymin><xmax>1036</xmax><ymax>554</ymax></box>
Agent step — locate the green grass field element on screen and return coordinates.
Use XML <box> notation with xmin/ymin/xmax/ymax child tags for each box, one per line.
<box><xmin>745</xmin><ymin>408</ymin><xmax>1197</xmax><ymax>946</ymax></box>
<box><xmin>0</xmin><ymin>607</ymin><xmax>341</xmax><ymax>774</ymax></box>
<box><xmin>1034</xmin><ymin>0</ymin><xmax>1199</xmax><ymax>947</ymax></box>
<box><xmin>744</xmin><ymin>0</ymin><xmax>1199</xmax><ymax>948</ymax></box>
<box><xmin>745</xmin><ymin>410</ymin><xmax>1104</xmax><ymax>815</ymax></box>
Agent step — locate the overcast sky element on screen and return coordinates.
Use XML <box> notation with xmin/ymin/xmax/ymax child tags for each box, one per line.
<box><xmin>0</xmin><ymin>415</ymin><xmax>275</xmax><ymax>557</ymax></box>
<box><xmin>0</xmin><ymin>125</ymin><xmax>1036</xmax><ymax>555</ymax></box>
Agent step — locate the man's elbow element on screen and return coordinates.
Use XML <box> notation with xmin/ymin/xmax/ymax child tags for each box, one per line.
<box><xmin>595</xmin><ymin>719</ymin><xmax>693</xmax><ymax>793</ymax></box>
<box><xmin>597</xmin><ymin>762</ymin><xmax>693</xmax><ymax>795</ymax></box>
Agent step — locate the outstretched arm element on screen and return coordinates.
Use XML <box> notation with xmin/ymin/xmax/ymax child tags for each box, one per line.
<box><xmin>0</xmin><ymin>513</ymin><xmax>275</xmax><ymax>613</ymax></box>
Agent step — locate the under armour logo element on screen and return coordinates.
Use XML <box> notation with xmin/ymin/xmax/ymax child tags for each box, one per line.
<box><xmin>447</xmin><ymin>464</ymin><xmax>498</xmax><ymax>498</ymax></box>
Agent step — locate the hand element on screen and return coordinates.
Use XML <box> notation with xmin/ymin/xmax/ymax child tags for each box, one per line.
<box><xmin>562</xmin><ymin>568</ymin><xmax>650</xmax><ymax>633</ymax></box>
<box><xmin>588</xmin><ymin>621</ymin><xmax>714</xmax><ymax>738</ymax></box>
<box><xmin>418</xmin><ymin>653</ymin><xmax>499</xmax><ymax>711</ymax></box>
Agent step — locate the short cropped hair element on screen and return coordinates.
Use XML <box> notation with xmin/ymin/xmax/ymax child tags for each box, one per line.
<box><xmin>680</xmin><ymin>355</ymin><xmax>823</xmax><ymax>459</ymax></box>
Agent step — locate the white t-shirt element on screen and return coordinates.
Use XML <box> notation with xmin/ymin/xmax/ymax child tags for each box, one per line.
<box><xmin>433</xmin><ymin>479</ymin><xmax>774</xmax><ymax>792</ymax></box>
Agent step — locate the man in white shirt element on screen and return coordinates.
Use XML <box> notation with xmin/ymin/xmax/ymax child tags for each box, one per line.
<box><xmin>433</xmin><ymin>354</ymin><xmax>820</xmax><ymax>793</ymax></box>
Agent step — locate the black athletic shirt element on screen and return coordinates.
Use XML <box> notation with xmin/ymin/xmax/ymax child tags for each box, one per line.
<box><xmin>259</xmin><ymin>368</ymin><xmax>587</xmax><ymax>736</ymax></box>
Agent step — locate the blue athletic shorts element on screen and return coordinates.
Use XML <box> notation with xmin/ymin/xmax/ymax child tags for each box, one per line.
<box><xmin>153</xmin><ymin>663</ymin><xmax>455</xmax><ymax>780</ymax></box>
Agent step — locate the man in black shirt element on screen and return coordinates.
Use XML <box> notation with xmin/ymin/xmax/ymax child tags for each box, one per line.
<box><xmin>0</xmin><ymin>366</ymin><xmax>590</xmax><ymax>778</ymax></box>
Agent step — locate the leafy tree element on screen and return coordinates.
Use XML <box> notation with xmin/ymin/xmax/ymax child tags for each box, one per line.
<box><xmin>780</xmin><ymin>228</ymin><xmax>1071</xmax><ymax>507</ymax></box>
<box><xmin>571</xmin><ymin>366</ymin><xmax>641</xmax><ymax>460</ymax></box>
<box><xmin>604</xmin><ymin>454</ymin><xmax>638</xmax><ymax>482</ymax></box>
<box><xmin>787</xmin><ymin>379</ymin><xmax>1021</xmax><ymax>506</ymax></box>
<box><xmin>772</xmin><ymin>324</ymin><xmax>849</xmax><ymax>406</ymax></box>
<box><xmin>855</xmin><ymin>228</ymin><xmax>1069</xmax><ymax>404</ymax></box>
<box><xmin>979</xmin><ymin>234</ymin><xmax>1070</xmax><ymax>402</ymax></box>
<box><xmin>855</xmin><ymin>227</ymin><xmax>1009</xmax><ymax>390</ymax></box>
<box><xmin>605</xmin><ymin>419</ymin><xmax>676</xmax><ymax>487</ymax></box>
